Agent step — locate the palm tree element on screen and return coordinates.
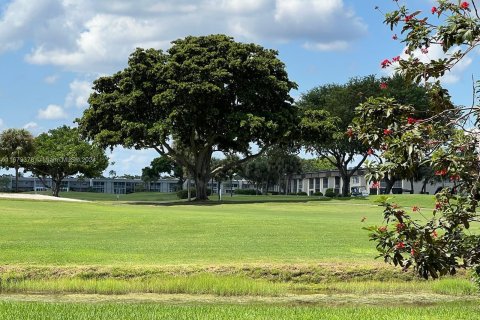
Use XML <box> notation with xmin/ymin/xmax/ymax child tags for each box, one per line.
<box><xmin>0</xmin><ymin>129</ymin><xmax>34</xmax><ymax>192</ymax></box>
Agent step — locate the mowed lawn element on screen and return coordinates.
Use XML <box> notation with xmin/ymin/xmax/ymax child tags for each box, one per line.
<box><xmin>0</xmin><ymin>195</ymin><xmax>437</xmax><ymax>266</ymax></box>
<box><xmin>1</xmin><ymin>195</ymin><xmax>479</xmax><ymax>320</ymax></box>
<box><xmin>1</xmin><ymin>301</ymin><xmax>479</xmax><ymax>320</ymax></box>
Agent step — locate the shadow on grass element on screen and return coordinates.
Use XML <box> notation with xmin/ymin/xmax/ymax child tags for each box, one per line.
<box><xmin>126</xmin><ymin>196</ymin><xmax>370</xmax><ymax>207</ymax></box>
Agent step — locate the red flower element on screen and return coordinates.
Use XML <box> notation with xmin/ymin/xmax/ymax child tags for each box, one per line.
<box><xmin>367</xmin><ymin>148</ymin><xmax>374</xmax><ymax>155</ymax></box>
<box><xmin>392</xmin><ymin>56</ymin><xmax>400</xmax><ymax>62</ymax></box>
<box><xmin>392</xmin><ymin>34</ymin><xmax>398</xmax><ymax>40</ymax></box>
<box><xmin>396</xmin><ymin>242</ymin><xmax>406</xmax><ymax>249</ymax></box>
<box><xmin>450</xmin><ymin>174</ymin><xmax>460</xmax><ymax>181</ymax></box>
<box><xmin>379</xmin><ymin>82</ymin><xmax>388</xmax><ymax>90</ymax></box>
<box><xmin>396</xmin><ymin>223</ymin><xmax>406</xmax><ymax>232</ymax></box>
<box><xmin>407</xmin><ymin>117</ymin><xmax>418</xmax><ymax>124</ymax></box>
<box><xmin>371</xmin><ymin>181</ymin><xmax>380</xmax><ymax>189</ymax></box>
<box><xmin>381</xmin><ymin>59</ymin><xmax>391</xmax><ymax>68</ymax></box>
<box><xmin>431</xmin><ymin>6</ymin><xmax>438</xmax><ymax>14</ymax></box>
<box><xmin>410</xmin><ymin>248</ymin><xmax>416</xmax><ymax>255</ymax></box>
<box><xmin>346</xmin><ymin>128</ymin><xmax>354</xmax><ymax>137</ymax></box>
<box><xmin>378</xmin><ymin>226</ymin><xmax>388</xmax><ymax>232</ymax></box>
<box><xmin>434</xmin><ymin>169</ymin><xmax>448</xmax><ymax>176</ymax></box>
<box><xmin>412</xmin><ymin>206</ymin><xmax>420</xmax><ymax>212</ymax></box>
<box><xmin>435</xmin><ymin>202</ymin><xmax>442</xmax><ymax>210</ymax></box>
<box><xmin>431</xmin><ymin>230</ymin><xmax>438</xmax><ymax>238</ymax></box>
<box><xmin>391</xmin><ymin>203</ymin><xmax>399</xmax><ymax>209</ymax></box>
<box><xmin>404</xmin><ymin>14</ymin><xmax>414</xmax><ymax>22</ymax></box>
<box><xmin>460</xmin><ymin>2</ymin><xmax>469</xmax><ymax>9</ymax></box>
<box><xmin>383</xmin><ymin>128</ymin><xmax>393</xmax><ymax>135</ymax></box>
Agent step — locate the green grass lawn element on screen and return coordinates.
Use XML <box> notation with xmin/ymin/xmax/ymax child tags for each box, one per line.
<box><xmin>1</xmin><ymin>301</ymin><xmax>479</xmax><ymax>320</ymax></box>
<box><xmin>0</xmin><ymin>195</ymin><xmax>477</xmax><ymax>319</ymax></box>
<box><xmin>0</xmin><ymin>197</ymin><xmax>417</xmax><ymax>265</ymax></box>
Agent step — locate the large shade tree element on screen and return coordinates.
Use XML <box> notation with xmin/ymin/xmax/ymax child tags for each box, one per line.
<box><xmin>28</xmin><ymin>126</ymin><xmax>109</xmax><ymax>197</ymax></box>
<box><xmin>78</xmin><ymin>35</ymin><xmax>298</xmax><ymax>201</ymax></box>
<box><xmin>0</xmin><ymin>128</ymin><xmax>34</xmax><ymax>192</ymax></box>
<box><xmin>298</xmin><ymin>75</ymin><xmax>430</xmax><ymax>196</ymax></box>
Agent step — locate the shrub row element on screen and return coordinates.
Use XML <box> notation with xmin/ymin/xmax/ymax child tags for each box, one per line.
<box><xmin>176</xmin><ymin>188</ymin><xmax>212</xmax><ymax>199</ymax></box>
<box><xmin>234</xmin><ymin>189</ymin><xmax>261</xmax><ymax>195</ymax></box>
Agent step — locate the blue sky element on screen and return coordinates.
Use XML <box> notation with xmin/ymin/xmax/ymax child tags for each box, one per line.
<box><xmin>0</xmin><ymin>0</ymin><xmax>476</xmax><ymax>176</ymax></box>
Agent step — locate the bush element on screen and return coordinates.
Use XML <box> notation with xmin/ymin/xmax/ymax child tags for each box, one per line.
<box><xmin>177</xmin><ymin>189</ymin><xmax>196</xmax><ymax>199</ymax></box>
<box><xmin>313</xmin><ymin>191</ymin><xmax>323</xmax><ymax>196</ymax></box>
<box><xmin>296</xmin><ymin>192</ymin><xmax>308</xmax><ymax>196</ymax></box>
<box><xmin>176</xmin><ymin>188</ymin><xmax>211</xmax><ymax>199</ymax></box>
<box><xmin>270</xmin><ymin>191</ymin><xmax>279</xmax><ymax>195</ymax></box>
<box><xmin>325</xmin><ymin>188</ymin><xmax>336</xmax><ymax>198</ymax></box>
<box><xmin>235</xmin><ymin>189</ymin><xmax>260</xmax><ymax>195</ymax></box>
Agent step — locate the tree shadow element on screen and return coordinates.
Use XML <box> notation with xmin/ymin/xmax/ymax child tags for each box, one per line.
<box><xmin>125</xmin><ymin>197</ymin><xmax>345</xmax><ymax>207</ymax></box>
<box><xmin>125</xmin><ymin>196</ymin><xmax>372</xmax><ymax>207</ymax></box>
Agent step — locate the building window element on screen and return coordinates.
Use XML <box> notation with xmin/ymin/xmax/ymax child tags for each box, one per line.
<box><xmin>92</xmin><ymin>181</ymin><xmax>105</xmax><ymax>193</ymax></box>
<box><xmin>323</xmin><ymin>177</ymin><xmax>328</xmax><ymax>188</ymax></box>
<box><xmin>309</xmin><ymin>178</ymin><xmax>314</xmax><ymax>189</ymax></box>
<box><xmin>335</xmin><ymin>176</ymin><xmax>340</xmax><ymax>188</ymax></box>
<box><xmin>352</xmin><ymin>176</ymin><xmax>360</xmax><ymax>184</ymax></box>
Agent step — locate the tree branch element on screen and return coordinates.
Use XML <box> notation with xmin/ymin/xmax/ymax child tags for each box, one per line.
<box><xmin>211</xmin><ymin>146</ymin><xmax>269</xmax><ymax>176</ymax></box>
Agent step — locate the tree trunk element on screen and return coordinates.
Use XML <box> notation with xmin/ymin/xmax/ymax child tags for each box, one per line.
<box><xmin>410</xmin><ymin>179</ymin><xmax>414</xmax><ymax>194</ymax></box>
<box><xmin>194</xmin><ymin>175</ymin><xmax>209</xmax><ymax>201</ymax></box>
<box><xmin>52</xmin><ymin>180</ymin><xmax>62</xmax><ymax>197</ymax></box>
<box><xmin>285</xmin><ymin>176</ymin><xmax>289</xmax><ymax>195</ymax></box>
<box><xmin>191</xmin><ymin>149</ymin><xmax>212</xmax><ymax>201</ymax></box>
<box><xmin>15</xmin><ymin>166</ymin><xmax>19</xmax><ymax>193</ymax></box>
<box><xmin>421</xmin><ymin>179</ymin><xmax>428</xmax><ymax>194</ymax></box>
<box><xmin>341</xmin><ymin>174</ymin><xmax>350</xmax><ymax>197</ymax></box>
<box><xmin>384</xmin><ymin>176</ymin><xmax>396</xmax><ymax>194</ymax></box>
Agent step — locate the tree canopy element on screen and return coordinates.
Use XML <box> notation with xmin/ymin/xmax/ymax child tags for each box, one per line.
<box><xmin>28</xmin><ymin>126</ymin><xmax>109</xmax><ymax>197</ymax></box>
<box><xmin>0</xmin><ymin>128</ymin><xmax>34</xmax><ymax>192</ymax></box>
<box><xmin>298</xmin><ymin>74</ymin><xmax>431</xmax><ymax>196</ymax></box>
<box><xmin>78</xmin><ymin>34</ymin><xmax>298</xmax><ymax>200</ymax></box>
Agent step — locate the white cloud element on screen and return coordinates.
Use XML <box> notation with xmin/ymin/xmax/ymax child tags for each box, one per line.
<box><xmin>22</xmin><ymin>122</ymin><xmax>43</xmax><ymax>135</ymax></box>
<box><xmin>303</xmin><ymin>40</ymin><xmax>349</xmax><ymax>51</ymax></box>
<box><xmin>107</xmin><ymin>147</ymin><xmax>158</xmax><ymax>176</ymax></box>
<box><xmin>23</xmin><ymin>122</ymin><xmax>38</xmax><ymax>130</ymax></box>
<box><xmin>65</xmin><ymin>79</ymin><xmax>92</xmax><ymax>109</ymax></box>
<box><xmin>37</xmin><ymin>104</ymin><xmax>68</xmax><ymax>120</ymax></box>
<box><xmin>0</xmin><ymin>0</ymin><xmax>367</xmax><ymax>73</ymax></box>
<box><xmin>0</xmin><ymin>0</ymin><xmax>64</xmax><ymax>53</ymax></box>
<box><xmin>43</xmin><ymin>74</ymin><xmax>59</xmax><ymax>84</ymax></box>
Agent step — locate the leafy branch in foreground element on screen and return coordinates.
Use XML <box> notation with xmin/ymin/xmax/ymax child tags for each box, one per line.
<box><xmin>357</xmin><ymin>0</ymin><xmax>480</xmax><ymax>280</ymax></box>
